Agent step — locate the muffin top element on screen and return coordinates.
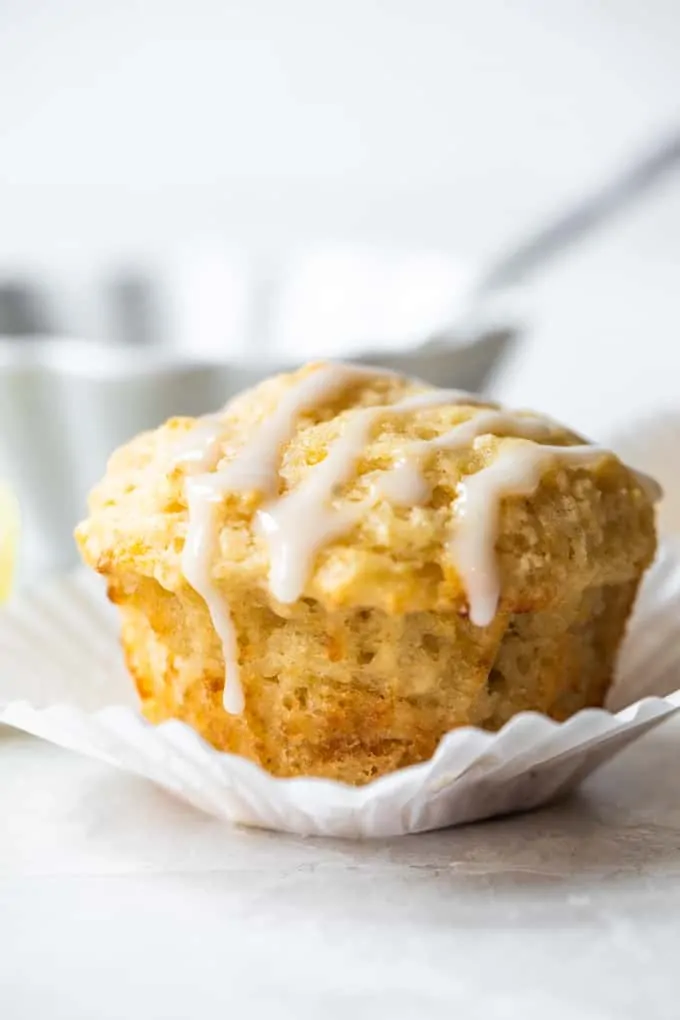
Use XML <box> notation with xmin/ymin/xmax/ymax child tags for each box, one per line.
<box><xmin>78</xmin><ymin>361</ymin><xmax>657</xmax><ymax>629</ymax></box>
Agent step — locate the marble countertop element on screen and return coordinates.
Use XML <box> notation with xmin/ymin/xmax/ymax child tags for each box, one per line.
<box><xmin>2</xmin><ymin>716</ymin><xmax>679</xmax><ymax>1019</ymax></box>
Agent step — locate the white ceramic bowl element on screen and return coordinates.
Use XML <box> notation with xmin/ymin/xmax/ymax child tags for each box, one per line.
<box><xmin>0</xmin><ymin>329</ymin><xmax>515</xmax><ymax>581</ymax></box>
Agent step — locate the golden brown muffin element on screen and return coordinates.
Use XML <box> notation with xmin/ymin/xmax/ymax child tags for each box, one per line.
<box><xmin>76</xmin><ymin>362</ymin><xmax>657</xmax><ymax>784</ymax></box>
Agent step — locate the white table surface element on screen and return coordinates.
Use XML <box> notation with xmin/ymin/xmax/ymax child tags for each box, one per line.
<box><xmin>2</xmin><ymin>719</ymin><xmax>680</xmax><ymax>1020</ymax></box>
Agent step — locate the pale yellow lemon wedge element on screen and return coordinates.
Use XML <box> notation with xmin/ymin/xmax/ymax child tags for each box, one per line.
<box><xmin>0</xmin><ymin>482</ymin><xmax>19</xmax><ymax>603</ymax></box>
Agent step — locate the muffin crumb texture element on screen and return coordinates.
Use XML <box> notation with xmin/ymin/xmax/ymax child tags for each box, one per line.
<box><xmin>76</xmin><ymin>362</ymin><xmax>657</xmax><ymax>784</ymax></box>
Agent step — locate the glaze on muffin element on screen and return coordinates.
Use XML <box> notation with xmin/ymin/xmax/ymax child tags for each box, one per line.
<box><xmin>76</xmin><ymin>362</ymin><xmax>657</xmax><ymax>783</ymax></box>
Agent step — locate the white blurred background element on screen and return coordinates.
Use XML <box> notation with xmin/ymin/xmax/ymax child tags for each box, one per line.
<box><xmin>1</xmin><ymin>1</ymin><xmax>679</xmax><ymax>422</ymax></box>
<box><xmin>1</xmin><ymin>0</ymin><xmax>680</xmax><ymax>577</ymax></box>
<box><xmin>0</xmin><ymin>1</ymin><xmax>678</xmax><ymax>258</ymax></box>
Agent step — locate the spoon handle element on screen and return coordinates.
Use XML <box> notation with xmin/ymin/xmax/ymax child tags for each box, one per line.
<box><xmin>477</xmin><ymin>127</ymin><xmax>680</xmax><ymax>295</ymax></box>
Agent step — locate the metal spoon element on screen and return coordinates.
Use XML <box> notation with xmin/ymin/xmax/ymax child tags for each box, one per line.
<box><xmin>475</xmin><ymin>126</ymin><xmax>680</xmax><ymax>298</ymax></box>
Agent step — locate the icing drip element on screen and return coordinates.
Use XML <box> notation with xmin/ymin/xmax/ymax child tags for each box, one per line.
<box><xmin>449</xmin><ymin>441</ymin><xmax>605</xmax><ymax>627</ymax></box>
<box><xmin>258</xmin><ymin>402</ymin><xmax>580</xmax><ymax>622</ymax></box>
<box><xmin>257</xmin><ymin>388</ymin><xmax>473</xmax><ymax>603</ymax></box>
<box><xmin>256</xmin><ymin>412</ymin><xmax>371</xmax><ymax>604</ymax></box>
<box><xmin>181</xmin><ymin>483</ymin><xmax>245</xmax><ymax>714</ymax></box>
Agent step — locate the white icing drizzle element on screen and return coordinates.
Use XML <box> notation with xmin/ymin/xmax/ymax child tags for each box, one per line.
<box><xmin>375</xmin><ymin>409</ymin><xmax>558</xmax><ymax>506</ymax></box>
<box><xmin>450</xmin><ymin>441</ymin><xmax>605</xmax><ymax>626</ymax></box>
<box><xmin>172</xmin><ymin>417</ymin><xmax>225</xmax><ymax>470</ymax></box>
<box><xmin>171</xmin><ymin>360</ymin><xmax>658</xmax><ymax>715</ymax></box>
<box><xmin>181</xmin><ymin>483</ymin><xmax>245</xmax><ymax>714</ymax></box>
<box><xmin>376</xmin><ymin>460</ymin><xmax>432</xmax><ymax>506</ymax></box>
<box><xmin>257</xmin><ymin>388</ymin><xmax>473</xmax><ymax>603</ymax></box>
<box><xmin>259</xmin><ymin>402</ymin><xmax>578</xmax><ymax>624</ymax></box>
<box><xmin>256</xmin><ymin>413</ymin><xmax>370</xmax><ymax>604</ymax></box>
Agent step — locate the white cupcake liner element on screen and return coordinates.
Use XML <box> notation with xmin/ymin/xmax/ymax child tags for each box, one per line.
<box><xmin>0</xmin><ymin>548</ymin><xmax>679</xmax><ymax>838</ymax></box>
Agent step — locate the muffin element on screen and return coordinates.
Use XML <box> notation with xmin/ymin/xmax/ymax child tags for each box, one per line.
<box><xmin>76</xmin><ymin>362</ymin><xmax>658</xmax><ymax>784</ymax></box>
